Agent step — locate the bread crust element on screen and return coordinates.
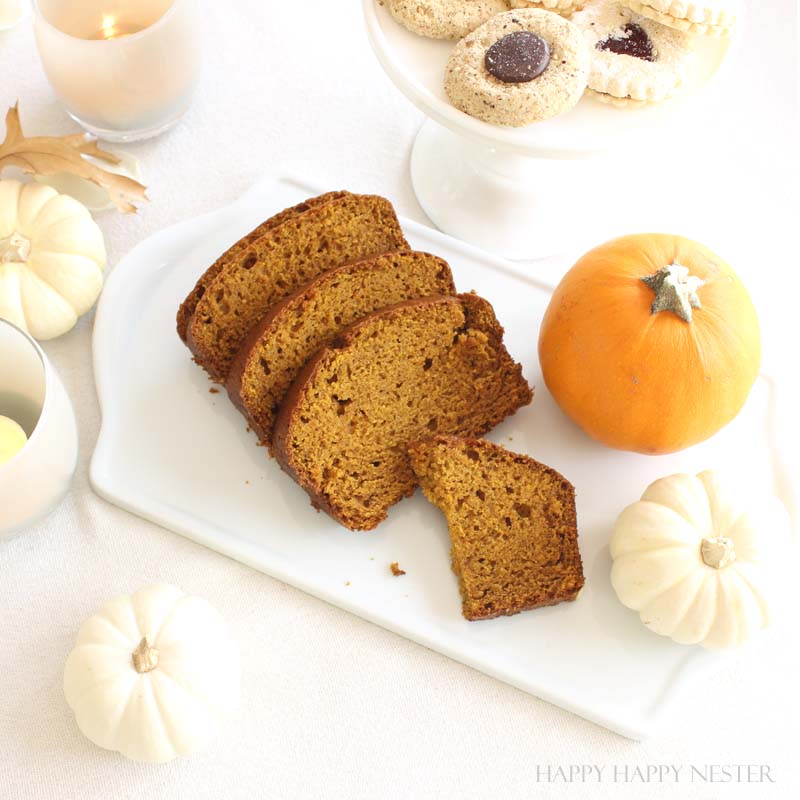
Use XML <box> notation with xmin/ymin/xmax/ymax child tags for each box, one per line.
<box><xmin>185</xmin><ymin>194</ymin><xmax>409</xmax><ymax>382</ymax></box>
<box><xmin>225</xmin><ymin>250</ymin><xmax>456</xmax><ymax>445</ymax></box>
<box><xmin>273</xmin><ymin>294</ymin><xmax>532</xmax><ymax>530</ymax></box>
<box><xmin>176</xmin><ymin>191</ymin><xmax>349</xmax><ymax>343</ymax></box>
<box><xmin>407</xmin><ymin>434</ymin><xmax>584</xmax><ymax>620</ymax></box>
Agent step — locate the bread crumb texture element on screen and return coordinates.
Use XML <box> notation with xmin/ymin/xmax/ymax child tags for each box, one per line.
<box><xmin>273</xmin><ymin>293</ymin><xmax>532</xmax><ymax>531</ymax></box>
<box><xmin>408</xmin><ymin>435</ymin><xmax>584</xmax><ymax>620</ymax></box>
<box><xmin>228</xmin><ymin>250</ymin><xmax>455</xmax><ymax>446</ymax></box>
<box><xmin>185</xmin><ymin>193</ymin><xmax>408</xmax><ymax>381</ymax></box>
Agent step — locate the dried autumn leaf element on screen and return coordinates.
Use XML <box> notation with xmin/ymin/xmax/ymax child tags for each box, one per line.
<box><xmin>0</xmin><ymin>104</ymin><xmax>147</xmax><ymax>214</ymax></box>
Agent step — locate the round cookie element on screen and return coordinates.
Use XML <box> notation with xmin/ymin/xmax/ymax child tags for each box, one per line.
<box><xmin>572</xmin><ymin>0</ymin><xmax>694</xmax><ymax>105</ymax></box>
<box><xmin>384</xmin><ymin>0</ymin><xmax>509</xmax><ymax>40</ymax></box>
<box><xmin>620</xmin><ymin>0</ymin><xmax>736</xmax><ymax>37</ymax></box>
<box><xmin>444</xmin><ymin>9</ymin><xmax>590</xmax><ymax>126</ymax></box>
<box><xmin>585</xmin><ymin>87</ymin><xmax>650</xmax><ymax>107</ymax></box>
<box><xmin>507</xmin><ymin>0</ymin><xmax>585</xmax><ymax>18</ymax></box>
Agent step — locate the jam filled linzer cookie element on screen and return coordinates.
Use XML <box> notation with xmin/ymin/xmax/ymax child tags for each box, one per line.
<box><xmin>573</xmin><ymin>0</ymin><xmax>694</xmax><ymax>107</ymax></box>
<box><xmin>507</xmin><ymin>0</ymin><xmax>585</xmax><ymax>18</ymax></box>
<box><xmin>444</xmin><ymin>9</ymin><xmax>590</xmax><ymax>126</ymax></box>
<box><xmin>383</xmin><ymin>0</ymin><xmax>509</xmax><ymax>40</ymax></box>
<box><xmin>620</xmin><ymin>0</ymin><xmax>737</xmax><ymax>37</ymax></box>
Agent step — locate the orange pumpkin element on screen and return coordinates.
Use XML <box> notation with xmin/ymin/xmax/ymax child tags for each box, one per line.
<box><xmin>538</xmin><ymin>234</ymin><xmax>761</xmax><ymax>454</ymax></box>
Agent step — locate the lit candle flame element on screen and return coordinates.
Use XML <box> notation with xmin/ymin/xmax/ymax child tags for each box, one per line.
<box><xmin>100</xmin><ymin>14</ymin><xmax>116</xmax><ymax>38</ymax></box>
<box><xmin>90</xmin><ymin>14</ymin><xmax>141</xmax><ymax>40</ymax></box>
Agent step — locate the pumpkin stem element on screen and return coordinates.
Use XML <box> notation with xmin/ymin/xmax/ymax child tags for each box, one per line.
<box><xmin>132</xmin><ymin>636</ymin><xmax>159</xmax><ymax>673</ymax></box>
<box><xmin>700</xmin><ymin>536</ymin><xmax>736</xmax><ymax>569</ymax></box>
<box><xmin>641</xmin><ymin>262</ymin><xmax>704</xmax><ymax>323</ymax></box>
<box><xmin>0</xmin><ymin>232</ymin><xmax>31</xmax><ymax>264</ymax></box>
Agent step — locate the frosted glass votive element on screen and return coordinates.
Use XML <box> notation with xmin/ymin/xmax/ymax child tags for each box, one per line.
<box><xmin>34</xmin><ymin>0</ymin><xmax>201</xmax><ymax>142</ymax></box>
<box><xmin>0</xmin><ymin>319</ymin><xmax>78</xmax><ymax>537</ymax></box>
<box><xmin>0</xmin><ymin>0</ymin><xmax>25</xmax><ymax>31</ymax></box>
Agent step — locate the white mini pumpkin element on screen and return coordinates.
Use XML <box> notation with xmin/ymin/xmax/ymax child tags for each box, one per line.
<box><xmin>64</xmin><ymin>584</ymin><xmax>240</xmax><ymax>763</ymax></box>
<box><xmin>0</xmin><ymin>179</ymin><xmax>105</xmax><ymax>340</ymax></box>
<box><xmin>611</xmin><ymin>471</ymin><xmax>791</xmax><ymax>649</ymax></box>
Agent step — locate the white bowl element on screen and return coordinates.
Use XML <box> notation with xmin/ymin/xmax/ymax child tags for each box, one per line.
<box><xmin>0</xmin><ymin>319</ymin><xmax>78</xmax><ymax>536</ymax></box>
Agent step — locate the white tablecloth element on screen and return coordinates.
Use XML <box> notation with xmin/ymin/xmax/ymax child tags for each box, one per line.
<box><xmin>1</xmin><ymin>1</ymin><xmax>798</xmax><ymax>798</ymax></box>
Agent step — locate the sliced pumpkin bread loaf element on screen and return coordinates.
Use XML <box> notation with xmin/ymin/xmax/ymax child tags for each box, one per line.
<box><xmin>227</xmin><ymin>250</ymin><xmax>456</xmax><ymax>447</ymax></box>
<box><xmin>184</xmin><ymin>193</ymin><xmax>409</xmax><ymax>381</ymax></box>
<box><xmin>176</xmin><ymin>191</ymin><xmax>349</xmax><ymax>343</ymax></box>
<box><xmin>273</xmin><ymin>293</ymin><xmax>533</xmax><ymax>531</ymax></box>
<box><xmin>407</xmin><ymin>435</ymin><xmax>584</xmax><ymax>620</ymax></box>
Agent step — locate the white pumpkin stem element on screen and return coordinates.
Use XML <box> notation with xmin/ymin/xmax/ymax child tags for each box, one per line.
<box><xmin>132</xmin><ymin>636</ymin><xmax>159</xmax><ymax>673</ymax></box>
<box><xmin>700</xmin><ymin>536</ymin><xmax>736</xmax><ymax>570</ymax></box>
<box><xmin>0</xmin><ymin>232</ymin><xmax>31</xmax><ymax>264</ymax></box>
<box><xmin>641</xmin><ymin>262</ymin><xmax>705</xmax><ymax>323</ymax></box>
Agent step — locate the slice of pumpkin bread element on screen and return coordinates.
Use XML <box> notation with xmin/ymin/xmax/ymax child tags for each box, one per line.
<box><xmin>176</xmin><ymin>191</ymin><xmax>349</xmax><ymax>343</ymax></box>
<box><xmin>273</xmin><ymin>294</ymin><xmax>533</xmax><ymax>531</ymax></box>
<box><xmin>407</xmin><ymin>435</ymin><xmax>584</xmax><ymax>621</ymax></box>
<box><xmin>185</xmin><ymin>193</ymin><xmax>409</xmax><ymax>382</ymax></box>
<box><xmin>227</xmin><ymin>250</ymin><xmax>456</xmax><ymax>447</ymax></box>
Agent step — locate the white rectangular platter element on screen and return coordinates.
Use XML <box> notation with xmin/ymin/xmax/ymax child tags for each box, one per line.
<box><xmin>91</xmin><ymin>174</ymin><xmax>787</xmax><ymax>739</ymax></box>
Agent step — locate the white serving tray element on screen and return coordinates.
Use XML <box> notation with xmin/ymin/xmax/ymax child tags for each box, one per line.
<box><xmin>91</xmin><ymin>174</ymin><xmax>787</xmax><ymax>739</ymax></box>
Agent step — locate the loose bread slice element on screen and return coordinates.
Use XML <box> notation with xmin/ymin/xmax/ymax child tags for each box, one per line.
<box><xmin>227</xmin><ymin>250</ymin><xmax>456</xmax><ymax>447</ymax></box>
<box><xmin>407</xmin><ymin>435</ymin><xmax>584</xmax><ymax>620</ymax></box>
<box><xmin>273</xmin><ymin>293</ymin><xmax>533</xmax><ymax>531</ymax></box>
<box><xmin>176</xmin><ymin>191</ymin><xmax>349</xmax><ymax>343</ymax></box>
<box><xmin>185</xmin><ymin>194</ymin><xmax>409</xmax><ymax>381</ymax></box>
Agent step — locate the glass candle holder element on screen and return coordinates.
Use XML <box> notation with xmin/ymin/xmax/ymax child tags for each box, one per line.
<box><xmin>0</xmin><ymin>0</ymin><xmax>25</xmax><ymax>31</ymax></box>
<box><xmin>0</xmin><ymin>319</ymin><xmax>78</xmax><ymax>538</ymax></box>
<box><xmin>34</xmin><ymin>0</ymin><xmax>201</xmax><ymax>142</ymax></box>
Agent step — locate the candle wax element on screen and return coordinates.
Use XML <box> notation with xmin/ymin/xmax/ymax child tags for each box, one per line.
<box><xmin>0</xmin><ymin>414</ymin><xmax>27</xmax><ymax>465</ymax></box>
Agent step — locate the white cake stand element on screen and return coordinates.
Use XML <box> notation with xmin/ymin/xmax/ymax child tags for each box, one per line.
<box><xmin>363</xmin><ymin>0</ymin><xmax>739</xmax><ymax>259</ymax></box>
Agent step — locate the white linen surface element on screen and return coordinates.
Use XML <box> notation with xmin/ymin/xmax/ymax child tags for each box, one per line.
<box><xmin>1</xmin><ymin>1</ymin><xmax>798</xmax><ymax>798</ymax></box>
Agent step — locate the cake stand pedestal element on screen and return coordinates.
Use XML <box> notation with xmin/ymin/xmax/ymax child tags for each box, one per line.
<box><xmin>410</xmin><ymin>120</ymin><xmax>595</xmax><ymax>260</ymax></box>
<box><xmin>363</xmin><ymin>0</ymin><xmax>738</xmax><ymax>260</ymax></box>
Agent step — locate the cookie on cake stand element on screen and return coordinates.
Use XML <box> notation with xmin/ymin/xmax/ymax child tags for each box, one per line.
<box><xmin>363</xmin><ymin>0</ymin><xmax>741</xmax><ymax>259</ymax></box>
